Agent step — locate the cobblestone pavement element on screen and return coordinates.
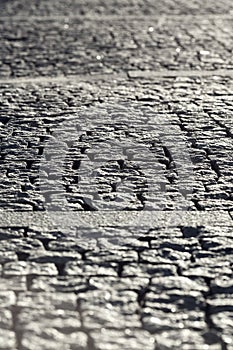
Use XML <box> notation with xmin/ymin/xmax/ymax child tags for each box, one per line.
<box><xmin>0</xmin><ymin>1</ymin><xmax>233</xmax><ymax>350</ymax></box>
<box><xmin>1</xmin><ymin>16</ymin><xmax>233</xmax><ymax>77</ymax></box>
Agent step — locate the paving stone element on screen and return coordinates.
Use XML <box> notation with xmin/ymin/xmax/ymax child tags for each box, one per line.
<box><xmin>29</xmin><ymin>276</ymin><xmax>87</xmax><ymax>293</ymax></box>
<box><xmin>122</xmin><ymin>262</ymin><xmax>177</xmax><ymax>277</ymax></box>
<box><xmin>29</xmin><ymin>251</ymin><xmax>82</xmax><ymax>264</ymax></box>
<box><xmin>140</xmin><ymin>248</ymin><xmax>192</xmax><ymax>264</ymax></box>
<box><xmin>0</xmin><ymin>276</ymin><xmax>26</xmax><ymax>292</ymax></box>
<box><xmin>17</xmin><ymin>309</ymin><xmax>81</xmax><ymax>333</ymax></box>
<box><xmin>0</xmin><ymin>222</ymin><xmax>232</xmax><ymax>348</ymax></box>
<box><xmin>3</xmin><ymin>261</ymin><xmax>58</xmax><ymax>277</ymax></box>
<box><xmin>0</xmin><ymin>77</ymin><xmax>233</xmax><ymax>211</ymax></box>
<box><xmin>0</xmin><ymin>309</ymin><xmax>13</xmax><ymax>330</ymax></box>
<box><xmin>0</xmin><ymin>329</ymin><xmax>17</xmax><ymax>350</ymax></box>
<box><xmin>90</xmin><ymin>328</ymin><xmax>155</xmax><ymax>350</ymax></box>
<box><xmin>211</xmin><ymin>311</ymin><xmax>233</xmax><ymax>336</ymax></box>
<box><xmin>0</xmin><ymin>1</ymin><xmax>233</xmax><ymax>348</ymax></box>
<box><xmin>181</xmin><ymin>259</ymin><xmax>232</xmax><ymax>279</ymax></box>
<box><xmin>207</xmin><ymin>295</ymin><xmax>233</xmax><ymax>314</ymax></box>
<box><xmin>64</xmin><ymin>260</ymin><xmax>118</xmax><ymax>277</ymax></box>
<box><xmin>17</xmin><ymin>292</ymin><xmax>78</xmax><ymax>310</ymax></box>
<box><xmin>154</xmin><ymin>329</ymin><xmax>223</xmax><ymax>350</ymax></box>
<box><xmin>0</xmin><ymin>227</ymin><xmax>25</xmax><ymax>239</ymax></box>
<box><xmin>0</xmin><ymin>292</ymin><xmax>16</xmax><ymax>307</ymax></box>
<box><xmin>0</xmin><ymin>251</ymin><xmax>18</xmax><ymax>263</ymax></box>
<box><xmin>1</xmin><ymin>17</ymin><xmax>233</xmax><ymax>77</ymax></box>
<box><xmin>21</xmin><ymin>330</ymin><xmax>88</xmax><ymax>350</ymax></box>
<box><xmin>1</xmin><ymin>0</ymin><xmax>233</xmax><ymax>17</ymax></box>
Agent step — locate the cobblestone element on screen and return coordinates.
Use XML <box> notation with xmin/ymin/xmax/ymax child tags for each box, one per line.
<box><xmin>1</xmin><ymin>17</ymin><xmax>233</xmax><ymax>77</ymax></box>
<box><xmin>1</xmin><ymin>0</ymin><xmax>233</xmax><ymax>349</ymax></box>
<box><xmin>1</xmin><ymin>0</ymin><xmax>233</xmax><ymax>17</ymax></box>
<box><xmin>0</xmin><ymin>219</ymin><xmax>232</xmax><ymax>348</ymax></box>
<box><xmin>0</xmin><ymin>77</ymin><xmax>233</xmax><ymax>211</ymax></box>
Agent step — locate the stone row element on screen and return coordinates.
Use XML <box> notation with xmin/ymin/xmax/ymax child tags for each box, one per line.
<box><xmin>0</xmin><ymin>223</ymin><xmax>232</xmax><ymax>349</ymax></box>
<box><xmin>0</xmin><ymin>76</ymin><xmax>233</xmax><ymax>211</ymax></box>
<box><xmin>0</xmin><ymin>16</ymin><xmax>233</xmax><ymax>78</ymax></box>
<box><xmin>1</xmin><ymin>0</ymin><xmax>233</xmax><ymax>17</ymax></box>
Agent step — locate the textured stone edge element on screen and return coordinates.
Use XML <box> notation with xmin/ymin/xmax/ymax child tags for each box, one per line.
<box><xmin>0</xmin><ymin>211</ymin><xmax>232</xmax><ymax>228</ymax></box>
<box><xmin>1</xmin><ymin>69</ymin><xmax>233</xmax><ymax>86</ymax></box>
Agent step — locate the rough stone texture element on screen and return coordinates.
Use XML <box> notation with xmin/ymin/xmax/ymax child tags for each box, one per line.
<box><xmin>1</xmin><ymin>17</ymin><xmax>233</xmax><ymax>78</ymax></box>
<box><xmin>0</xmin><ymin>222</ymin><xmax>232</xmax><ymax>349</ymax></box>
<box><xmin>0</xmin><ymin>77</ymin><xmax>233</xmax><ymax>211</ymax></box>
<box><xmin>0</xmin><ymin>0</ymin><xmax>233</xmax><ymax>349</ymax></box>
<box><xmin>1</xmin><ymin>0</ymin><xmax>233</xmax><ymax>17</ymax></box>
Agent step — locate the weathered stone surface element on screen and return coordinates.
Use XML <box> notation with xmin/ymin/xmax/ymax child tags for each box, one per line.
<box><xmin>0</xmin><ymin>17</ymin><xmax>233</xmax><ymax>77</ymax></box>
<box><xmin>0</xmin><ymin>77</ymin><xmax>233</xmax><ymax>212</ymax></box>
<box><xmin>155</xmin><ymin>329</ymin><xmax>223</xmax><ymax>350</ymax></box>
<box><xmin>1</xmin><ymin>0</ymin><xmax>233</xmax><ymax>17</ymax></box>
<box><xmin>21</xmin><ymin>330</ymin><xmax>88</xmax><ymax>350</ymax></box>
<box><xmin>0</xmin><ymin>0</ymin><xmax>233</xmax><ymax>348</ymax></box>
<box><xmin>0</xmin><ymin>329</ymin><xmax>17</xmax><ymax>350</ymax></box>
<box><xmin>0</xmin><ymin>221</ymin><xmax>232</xmax><ymax>348</ymax></box>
